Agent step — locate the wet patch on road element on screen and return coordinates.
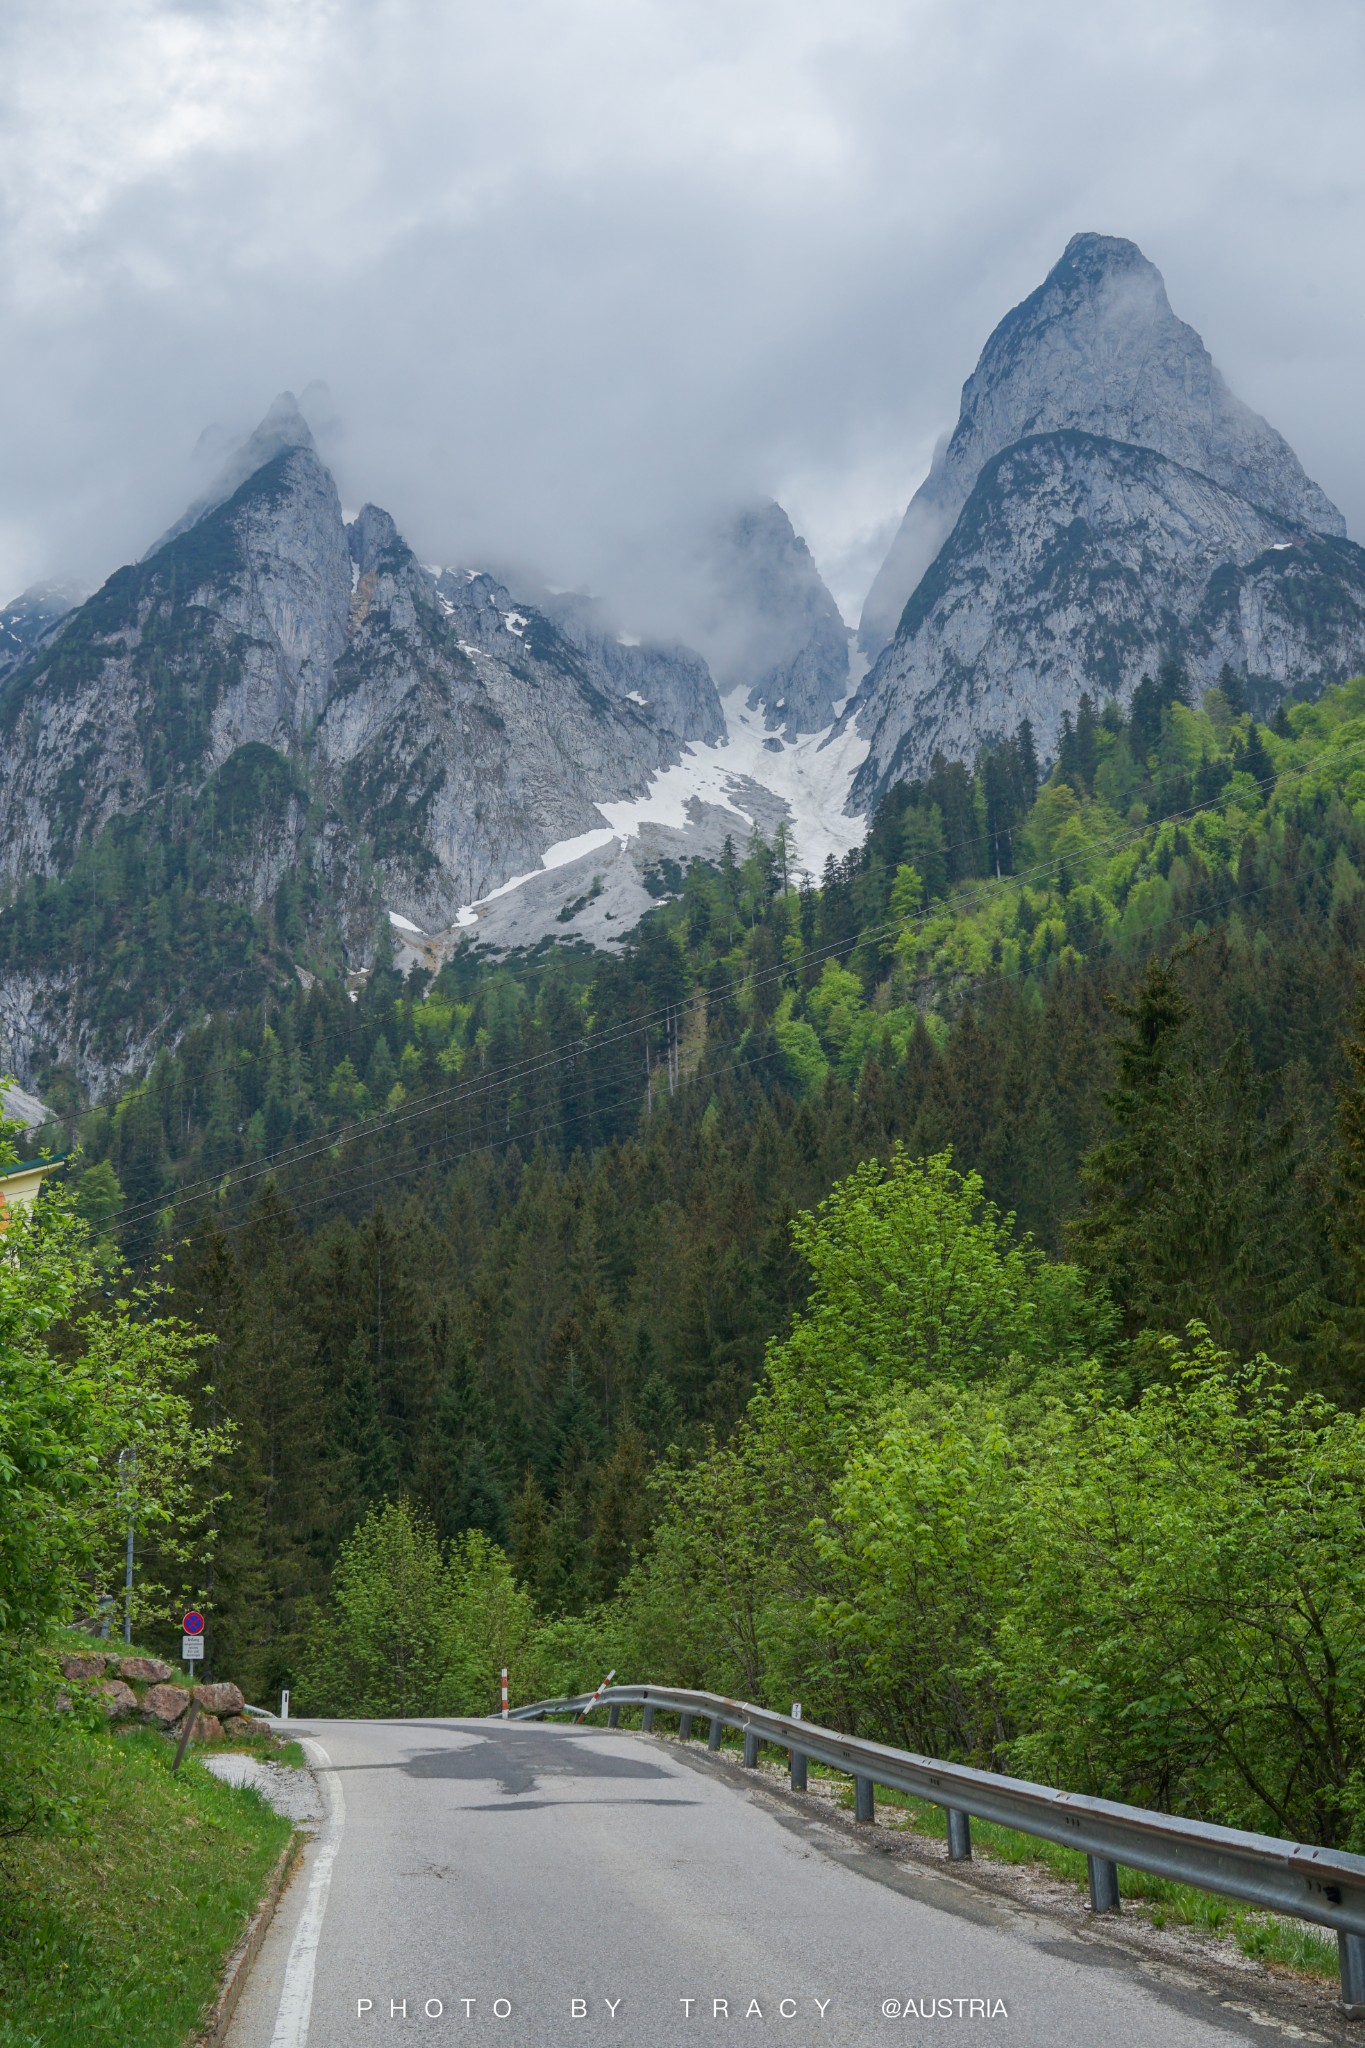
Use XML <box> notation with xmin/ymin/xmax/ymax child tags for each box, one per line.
<box><xmin>400</xmin><ymin>1729</ymin><xmax>676</xmax><ymax>1798</ymax></box>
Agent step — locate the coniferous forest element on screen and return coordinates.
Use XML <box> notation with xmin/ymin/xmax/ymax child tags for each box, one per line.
<box><xmin>30</xmin><ymin>667</ymin><xmax>1365</xmax><ymax>1846</ymax></box>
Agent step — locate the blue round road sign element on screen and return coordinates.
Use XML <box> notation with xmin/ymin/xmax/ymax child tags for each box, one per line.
<box><xmin>182</xmin><ymin>1610</ymin><xmax>205</xmax><ymax>1635</ymax></box>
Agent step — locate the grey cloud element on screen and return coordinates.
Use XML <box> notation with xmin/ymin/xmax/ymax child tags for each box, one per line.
<box><xmin>0</xmin><ymin>0</ymin><xmax>1361</xmax><ymax>632</ymax></box>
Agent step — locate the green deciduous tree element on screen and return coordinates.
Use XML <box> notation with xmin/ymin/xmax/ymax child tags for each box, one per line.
<box><xmin>1000</xmin><ymin>1331</ymin><xmax>1365</xmax><ymax>1847</ymax></box>
<box><xmin>0</xmin><ymin>1160</ymin><xmax>226</xmax><ymax>1706</ymax></box>
<box><xmin>296</xmin><ymin>1497</ymin><xmax>536</xmax><ymax>1716</ymax></box>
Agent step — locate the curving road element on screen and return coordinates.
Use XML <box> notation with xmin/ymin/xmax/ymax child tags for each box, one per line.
<box><xmin>223</xmin><ymin>1717</ymin><xmax>1311</xmax><ymax>2048</ymax></box>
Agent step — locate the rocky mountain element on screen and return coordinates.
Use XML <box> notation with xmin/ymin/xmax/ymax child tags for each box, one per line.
<box><xmin>0</xmin><ymin>400</ymin><xmax>747</xmax><ymax>1087</ymax></box>
<box><xmin>687</xmin><ymin>500</ymin><xmax>851</xmax><ymax>735</ymax></box>
<box><xmin>0</xmin><ymin>401</ymin><xmax>863</xmax><ymax>1091</ymax></box>
<box><xmin>4</xmin><ymin>237</ymin><xmax>1359</xmax><ymax>1092</ymax></box>
<box><xmin>0</xmin><ymin>581</ymin><xmax>84</xmax><ymax>683</ymax></box>
<box><xmin>510</xmin><ymin>585</ymin><xmax>725</xmax><ymax>747</ymax></box>
<box><xmin>848</xmin><ymin>234</ymin><xmax>1365</xmax><ymax>804</ymax></box>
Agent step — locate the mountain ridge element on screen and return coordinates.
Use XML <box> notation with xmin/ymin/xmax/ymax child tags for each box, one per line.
<box><xmin>847</xmin><ymin>233</ymin><xmax>1365</xmax><ymax>802</ymax></box>
<box><xmin>857</xmin><ymin>233</ymin><xmax>1346</xmax><ymax>664</ymax></box>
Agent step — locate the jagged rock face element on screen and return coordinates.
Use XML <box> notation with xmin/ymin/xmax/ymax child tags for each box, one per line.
<box><xmin>536</xmin><ymin>589</ymin><xmax>725</xmax><ymax>745</ymax></box>
<box><xmin>318</xmin><ymin>532</ymin><xmax>698</xmax><ymax>927</ymax></box>
<box><xmin>849</xmin><ymin>233</ymin><xmax>1364</xmax><ymax>804</ymax></box>
<box><xmin>0</xmin><ymin>433</ymin><xmax>352</xmax><ymax>889</ymax></box>
<box><xmin>849</xmin><ymin>432</ymin><xmax>1365</xmax><ymax>803</ymax></box>
<box><xmin>691</xmin><ymin>500</ymin><xmax>850</xmax><ymax>735</ymax></box>
<box><xmin>858</xmin><ymin>234</ymin><xmax>1346</xmax><ymax>662</ymax></box>
<box><xmin>144</xmin><ymin>390</ymin><xmax>320</xmax><ymax>559</ymax></box>
<box><xmin>0</xmin><ymin>402</ymin><xmax>739</xmax><ymax>1086</ymax></box>
<box><xmin>0</xmin><ymin>582</ymin><xmax>85</xmax><ymax>683</ymax></box>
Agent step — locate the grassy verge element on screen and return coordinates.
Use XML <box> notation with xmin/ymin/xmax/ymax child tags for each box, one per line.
<box><xmin>822</xmin><ymin>1774</ymin><xmax>1338</xmax><ymax>1983</ymax></box>
<box><xmin>0</xmin><ymin>1709</ymin><xmax>291</xmax><ymax>2048</ymax></box>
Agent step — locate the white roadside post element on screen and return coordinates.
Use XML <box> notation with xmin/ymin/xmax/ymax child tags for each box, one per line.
<box><xmin>280</xmin><ymin>1688</ymin><xmax>291</xmax><ymax>1721</ymax></box>
<box><xmin>790</xmin><ymin>1700</ymin><xmax>807</xmax><ymax>1791</ymax></box>
<box><xmin>500</xmin><ymin>1668</ymin><xmax>509</xmax><ymax>1720</ymax></box>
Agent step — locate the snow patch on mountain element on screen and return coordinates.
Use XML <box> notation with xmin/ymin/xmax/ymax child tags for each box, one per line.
<box><xmin>596</xmin><ymin>688</ymin><xmax>868</xmax><ymax>877</ymax></box>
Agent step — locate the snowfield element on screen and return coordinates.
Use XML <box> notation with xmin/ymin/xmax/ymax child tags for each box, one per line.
<box><xmin>595</xmin><ymin>688</ymin><xmax>869</xmax><ymax>880</ymax></box>
<box><xmin>445</xmin><ymin>688</ymin><xmax>870</xmax><ymax>936</ymax></box>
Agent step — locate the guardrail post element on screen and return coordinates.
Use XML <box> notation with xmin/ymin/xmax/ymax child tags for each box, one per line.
<box><xmin>1087</xmin><ymin>1855</ymin><xmax>1121</xmax><ymax>1915</ymax></box>
<box><xmin>743</xmin><ymin>1728</ymin><xmax>760</xmax><ymax>1768</ymax></box>
<box><xmin>790</xmin><ymin>1749</ymin><xmax>807</xmax><ymax>1791</ymax></box>
<box><xmin>679</xmin><ymin>1713</ymin><xmax>693</xmax><ymax>1740</ymax></box>
<box><xmin>854</xmin><ymin>1775</ymin><xmax>875</xmax><ymax>1823</ymax></box>
<box><xmin>607</xmin><ymin>1703</ymin><xmax>620</xmax><ymax>1728</ymax></box>
<box><xmin>708</xmin><ymin>1716</ymin><xmax>724</xmax><ymax>1752</ymax></box>
<box><xmin>1341</xmin><ymin>1930</ymin><xmax>1365</xmax><ymax>2017</ymax></box>
<box><xmin>946</xmin><ymin>1808</ymin><xmax>972</xmax><ymax>1860</ymax></box>
<box><xmin>641</xmin><ymin>1705</ymin><xmax>655</xmax><ymax>1733</ymax></box>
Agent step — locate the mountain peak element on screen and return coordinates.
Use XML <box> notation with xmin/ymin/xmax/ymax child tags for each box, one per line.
<box><xmin>858</xmin><ymin>233</ymin><xmax>1346</xmax><ymax>659</ymax></box>
<box><xmin>1055</xmin><ymin>229</ymin><xmax>1152</xmax><ymax>275</ymax></box>
<box><xmin>690</xmin><ymin>498</ymin><xmax>850</xmax><ymax>734</ymax></box>
<box><xmin>144</xmin><ymin>390</ymin><xmax>322</xmax><ymax>560</ymax></box>
<box><xmin>248</xmin><ymin>389</ymin><xmax>316</xmax><ymax>457</ymax></box>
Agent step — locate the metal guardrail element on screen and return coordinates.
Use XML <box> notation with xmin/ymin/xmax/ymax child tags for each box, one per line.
<box><xmin>505</xmin><ymin>1681</ymin><xmax>1365</xmax><ymax>2015</ymax></box>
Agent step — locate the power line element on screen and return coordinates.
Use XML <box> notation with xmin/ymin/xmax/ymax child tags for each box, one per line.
<box><xmin>112</xmin><ymin>719</ymin><xmax>1365</xmax><ymax>1237</ymax></box>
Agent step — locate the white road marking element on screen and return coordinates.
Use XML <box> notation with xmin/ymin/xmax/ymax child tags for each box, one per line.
<box><xmin>268</xmin><ymin>1738</ymin><xmax>346</xmax><ymax>2048</ymax></box>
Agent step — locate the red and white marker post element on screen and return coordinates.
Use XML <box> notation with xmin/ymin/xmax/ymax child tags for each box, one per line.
<box><xmin>500</xmin><ymin>1667</ymin><xmax>509</xmax><ymax>1720</ymax></box>
<box><xmin>575</xmin><ymin>1668</ymin><xmax>617</xmax><ymax>1724</ymax></box>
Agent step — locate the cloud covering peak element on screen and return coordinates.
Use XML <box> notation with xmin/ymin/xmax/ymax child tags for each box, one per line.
<box><xmin>0</xmin><ymin>0</ymin><xmax>1362</xmax><ymax>624</ymax></box>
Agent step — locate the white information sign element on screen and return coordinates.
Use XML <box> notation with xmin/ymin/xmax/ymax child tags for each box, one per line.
<box><xmin>182</xmin><ymin>1635</ymin><xmax>204</xmax><ymax>1660</ymax></box>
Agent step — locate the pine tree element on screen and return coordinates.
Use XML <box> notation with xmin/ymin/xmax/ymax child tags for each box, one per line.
<box><xmin>1069</xmin><ymin>953</ymin><xmax>1323</xmax><ymax>1363</ymax></box>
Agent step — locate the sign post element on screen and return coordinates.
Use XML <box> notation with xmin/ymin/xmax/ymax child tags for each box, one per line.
<box><xmin>181</xmin><ymin>1609</ymin><xmax>205</xmax><ymax>1678</ymax></box>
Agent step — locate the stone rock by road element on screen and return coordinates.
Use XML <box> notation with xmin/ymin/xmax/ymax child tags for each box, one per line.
<box><xmin>194</xmin><ymin>1681</ymin><xmax>245</xmax><ymax>1717</ymax></box>
<box><xmin>98</xmin><ymin>1679</ymin><xmax>139</xmax><ymax>1718</ymax></box>
<box><xmin>118</xmin><ymin>1655</ymin><xmax>173</xmax><ymax>1682</ymax></box>
<box><xmin>60</xmin><ymin>1652</ymin><xmax>114</xmax><ymax>1681</ymax></box>
<box><xmin>141</xmin><ymin>1682</ymin><xmax>191</xmax><ymax>1725</ymax></box>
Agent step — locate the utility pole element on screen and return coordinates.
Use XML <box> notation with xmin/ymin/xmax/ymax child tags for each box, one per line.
<box><xmin>117</xmin><ymin>1447</ymin><xmax>137</xmax><ymax>1645</ymax></box>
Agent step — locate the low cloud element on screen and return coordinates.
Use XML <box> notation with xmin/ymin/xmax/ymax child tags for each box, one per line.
<box><xmin>0</xmin><ymin>0</ymin><xmax>1361</xmax><ymax>626</ymax></box>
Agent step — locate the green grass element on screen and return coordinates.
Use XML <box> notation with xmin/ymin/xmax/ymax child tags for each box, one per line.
<box><xmin>0</xmin><ymin>1710</ymin><xmax>291</xmax><ymax>2048</ymax></box>
<box><xmin>215</xmin><ymin>1723</ymin><xmax>308</xmax><ymax>1769</ymax></box>
<box><xmin>822</xmin><ymin>1775</ymin><xmax>1339</xmax><ymax>1983</ymax></box>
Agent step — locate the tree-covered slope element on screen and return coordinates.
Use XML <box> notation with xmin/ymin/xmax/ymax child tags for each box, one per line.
<box><xmin>49</xmin><ymin>666</ymin><xmax>1365</xmax><ymax>1699</ymax></box>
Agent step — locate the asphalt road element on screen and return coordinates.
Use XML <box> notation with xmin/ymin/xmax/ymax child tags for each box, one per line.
<box><xmin>223</xmin><ymin>1717</ymin><xmax>1294</xmax><ymax>2048</ymax></box>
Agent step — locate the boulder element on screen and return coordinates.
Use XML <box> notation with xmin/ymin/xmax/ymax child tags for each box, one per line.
<box><xmin>142</xmin><ymin>1682</ymin><xmax>191</xmax><ymax>1725</ymax></box>
<box><xmin>60</xmin><ymin>1652</ymin><xmax>114</xmax><ymax>1682</ymax></box>
<box><xmin>99</xmin><ymin>1679</ymin><xmax>139</xmax><ymax>1719</ymax></box>
<box><xmin>221</xmin><ymin>1714</ymin><xmax>256</xmax><ymax>1737</ymax></box>
<box><xmin>193</xmin><ymin>1681</ymin><xmax>245</xmax><ymax>1717</ymax></box>
<box><xmin>190</xmin><ymin>1712</ymin><xmax>224</xmax><ymax>1743</ymax></box>
<box><xmin>118</xmin><ymin>1655</ymin><xmax>173</xmax><ymax>1683</ymax></box>
<box><xmin>53</xmin><ymin>1688</ymin><xmax>72</xmax><ymax>1712</ymax></box>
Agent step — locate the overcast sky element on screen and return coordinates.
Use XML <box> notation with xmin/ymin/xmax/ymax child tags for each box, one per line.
<box><xmin>1</xmin><ymin>0</ymin><xmax>1362</xmax><ymax>625</ymax></box>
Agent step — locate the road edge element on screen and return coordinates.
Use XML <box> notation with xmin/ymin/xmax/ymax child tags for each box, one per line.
<box><xmin>653</xmin><ymin>1732</ymin><xmax>1358</xmax><ymax>2044</ymax></box>
<box><xmin>190</xmin><ymin>1832</ymin><xmax>305</xmax><ymax>2048</ymax></box>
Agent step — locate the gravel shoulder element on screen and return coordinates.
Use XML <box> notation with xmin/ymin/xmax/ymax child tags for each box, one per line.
<box><xmin>202</xmin><ymin>1752</ymin><xmax>327</xmax><ymax>1827</ymax></box>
